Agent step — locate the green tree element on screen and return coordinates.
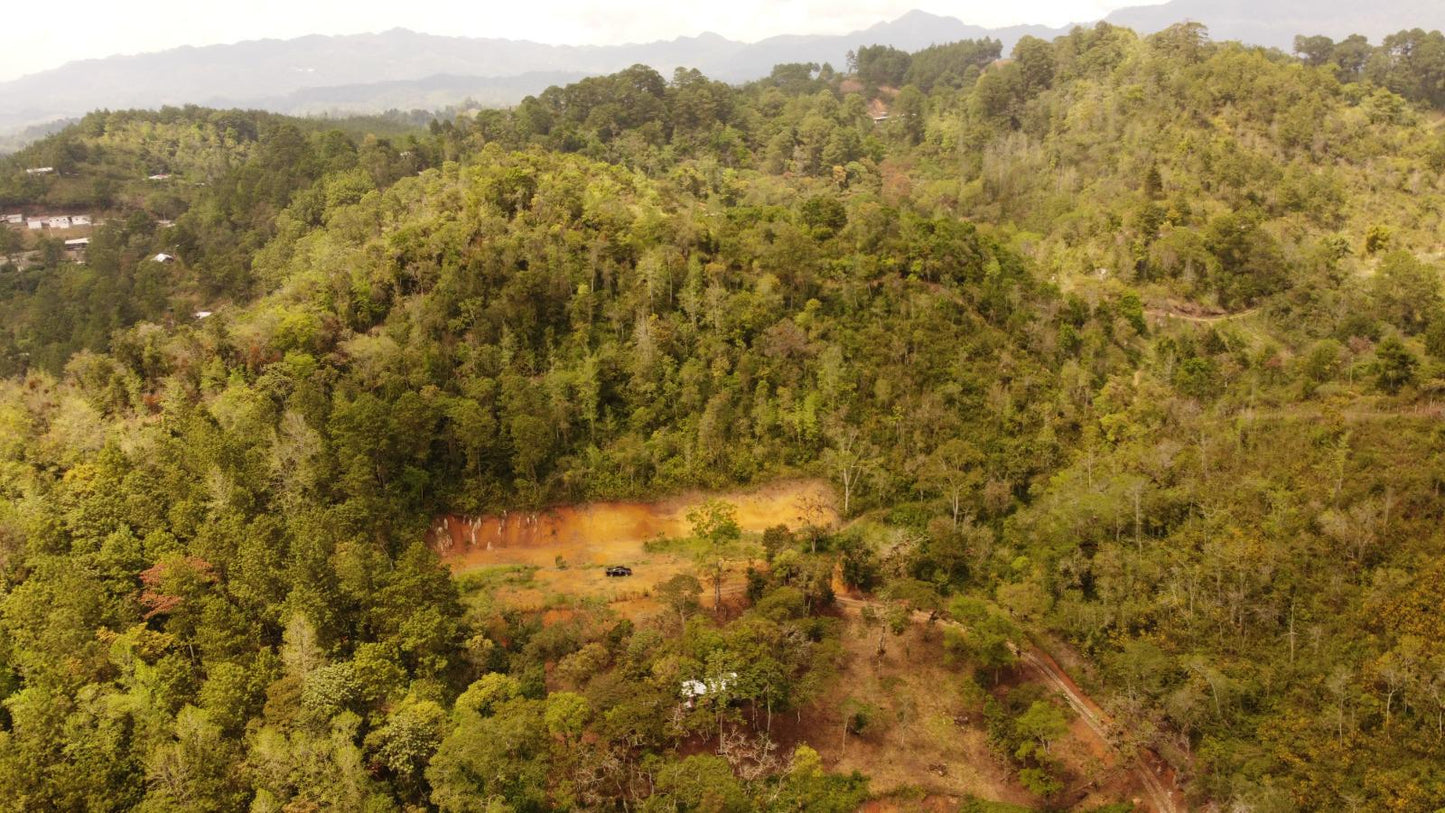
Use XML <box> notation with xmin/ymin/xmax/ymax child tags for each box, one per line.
<box><xmin>656</xmin><ymin>573</ymin><xmax>703</xmax><ymax>627</ymax></box>
<box><xmin>1371</xmin><ymin>251</ymin><xmax>1441</xmax><ymax>334</ymax></box>
<box><xmin>1376</xmin><ymin>335</ymin><xmax>1418</xmax><ymax>394</ymax></box>
<box><xmin>893</xmin><ymin>85</ymin><xmax>926</xmax><ymax>145</ymax></box>
<box><xmin>1013</xmin><ymin>701</ymin><xmax>1068</xmax><ymax>759</ymax></box>
<box><xmin>365</xmin><ymin>698</ymin><xmax>447</xmax><ymax>802</ymax></box>
<box><xmin>1011</xmin><ymin>36</ymin><xmax>1056</xmax><ymax>95</ymax></box>
<box><xmin>852</xmin><ymin>45</ymin><xmax>912</xmax><ymax>87</ymax></box>
<box><xmin>428</xmin><ymin>697</ymin><xmax>548</xmax><ymax>812</ymax></box>
<box><xmin>1294</xmin><ymin>34</ymin><xmax>1336</xmax><ymax>68</ymax></box>
<box><xmin>644</xmin><ymin>754</ymin><xmax>750</xmax><ymax>812</ymax></box>
<box><xmin>688</xmin><ymin>500</ymin><xmax>742</xmax><ymax>613</ymax></box>
<box><xmin>543</xmin><ymin>691</ymin><xmax>591</xmax><ymax>744</ymax></box>
<box><xmin>142</xmin><ymin>706</ymin><xmax>250</xmax><ymax>812</ymax></box>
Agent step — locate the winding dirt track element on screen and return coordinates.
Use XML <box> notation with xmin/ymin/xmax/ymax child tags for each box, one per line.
<box><xmin>1018</xmin><ymin>648</ymin><xmax>1180</xmax><ymax>813</ymax></box>
<box><xmin>833</xmin><ymin>596</ymin><xmax>1182</xmax><ymax>813</ymax></box>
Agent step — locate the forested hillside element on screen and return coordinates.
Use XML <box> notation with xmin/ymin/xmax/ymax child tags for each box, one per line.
<box><xmin>3</xmin><ymin>20</ymin><xmax>1445</xmax><ymax>811</ymax></box>
<box><xmin>0</xmin><ymin>107</ymin><xmax>430</xmax><ymax>371</ymax></box>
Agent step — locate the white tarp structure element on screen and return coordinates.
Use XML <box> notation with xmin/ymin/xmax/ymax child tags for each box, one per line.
<box><xmin>680</xmin><ymin>672</ymin><xmax>736</xmax><ymax>701</ymax></box>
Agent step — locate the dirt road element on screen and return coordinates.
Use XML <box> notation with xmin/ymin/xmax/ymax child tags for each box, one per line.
<box><xmin>834</xmin><ymin>596</ymin><xmax>1183</xmax><ymax>813</ymax></box>
<box><xmin>1018</xmin><ymin>647</ymin><xmax>1180</xmax><ymax>813</ymax></box>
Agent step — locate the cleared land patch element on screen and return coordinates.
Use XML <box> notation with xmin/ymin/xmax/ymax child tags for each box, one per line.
<box><xmin>436</xmin><ymin>480</ymin><xmax>1176</xmax><ymax>811</ymax></box>
<box><xmin>432</xmin><ymin>479</ymin><xmax>837</xmax><ymax>609</ymax></box>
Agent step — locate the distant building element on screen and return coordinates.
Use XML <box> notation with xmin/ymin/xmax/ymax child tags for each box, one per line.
<box><xmin>26</xmin><ymin>219</ymin><xmax>44</xmax><ymax>230</ymax></box>
<box><xmin>70</xmin><ymin>215</ymin><xmax>92</xmax><ymax>227</ymax></box>
<box><xmin>147</xmin><ymin>173</ymin><xmax>172</xmax><ymax>181</ymax></box>
<box><xmin>2</xmin><ymin>214</ymin><xmax>21</xmax><ymax>225</ymax></box>
<box><xmin>47</xmin><ymin>216</ymin><xmax>71</xmax><ymax>229</ymax></box>
<box><xmin>64</xmin><ymin>238</ymin><xmax>89</xmax><ymax>262</ymax></box>
<box><xmin>153</xmin><ymin>253</ymin><xmax>175</xmax><ymax>263</ymax></box>
<box><xmin>868</xmin><ymin>99</ymin><xmax>891</xmax><ymax>122</ymax></box>
<box><xmin>25</xmin><ymin>167</ymin><xmax>54</xmax><ymax>175</ymax></box>
<box><xmin>194</xmin><ymin>310</ymin><xmax>213</xmax><ymax>320</ymax></box>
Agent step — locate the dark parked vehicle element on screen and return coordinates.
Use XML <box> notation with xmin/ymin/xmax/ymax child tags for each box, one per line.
<box><xmin>604</xmin><ymin>566</ymin><xmax>633</xmax><ymax>577</ymax></box>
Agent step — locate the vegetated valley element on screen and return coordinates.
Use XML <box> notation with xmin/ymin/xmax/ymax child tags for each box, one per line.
<box><xmin>4</xmin><ymin>22</ymin><xmax>1445</xmax><ymax>812</ymax></box>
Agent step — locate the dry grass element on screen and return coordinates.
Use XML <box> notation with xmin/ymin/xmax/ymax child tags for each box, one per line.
<box><xmin>781</xmin><ymin>618</ymin><xmax>1036</xmax><ymax>809</ymax></box>
<box><xmin>439</xmin><ymin>479</ymin><xmax>836</xmax><ymax>612</ymax></box>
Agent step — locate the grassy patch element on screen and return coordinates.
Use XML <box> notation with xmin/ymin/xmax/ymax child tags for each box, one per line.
<box><xmin>642</xmin><ymin>534</ymin><xmax>700</xmax><ymax>556</ymax></box>
<box><xmin>455</xmin><ymin>564</ymin><xmax>539</xmax><ymax>593</ymax></box>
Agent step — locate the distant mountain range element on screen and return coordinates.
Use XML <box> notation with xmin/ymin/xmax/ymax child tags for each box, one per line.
<box><xmin>1105</xmin><ymin>0</ymin><xmax>1445</xmax><ymax>49</ymax></box>
<box><xmin>0</xmin><ymin>13</ymin><xmax>1064</xmax><ymax>135</ymax></box>
<box><xmin>2</xmin><ymin>0</ymin><xmax>1443</xmax><ymax>138</ymax></box>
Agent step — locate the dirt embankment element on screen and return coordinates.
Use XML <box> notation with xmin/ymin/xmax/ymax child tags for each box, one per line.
<box><xmin>431</xmin><ymin>479</ymin><xmax>835</xmax><ymax>569</ymax></box>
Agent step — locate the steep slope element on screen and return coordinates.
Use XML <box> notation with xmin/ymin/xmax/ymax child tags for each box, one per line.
<box><xmin>910</xmin><ymin>24</ymin><xmax>1445</xmax><ymax>809</ymax></box>
<box><xmin>0</xmin><ymin>136</ymin><xmax>1079</xmax><ymax>807</ymax></box>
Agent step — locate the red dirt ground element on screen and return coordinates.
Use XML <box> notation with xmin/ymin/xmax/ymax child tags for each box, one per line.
<box><xmin>433</xmin><ymin>479</ymin><xmax>837</xmax><ymax>610</ymax></box>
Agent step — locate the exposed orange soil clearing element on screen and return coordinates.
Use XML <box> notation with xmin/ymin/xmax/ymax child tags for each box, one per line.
<box><xmin>432</xmin><ymin>479</ymin><xmax>837</xmax><ymax>606</ymax></box>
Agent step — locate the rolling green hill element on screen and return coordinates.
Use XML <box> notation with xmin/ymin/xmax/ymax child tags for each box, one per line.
<box><xmin>3</xmin><ymin>21</ymin><xmax>1445</xmax><ymax>811</ymax></box>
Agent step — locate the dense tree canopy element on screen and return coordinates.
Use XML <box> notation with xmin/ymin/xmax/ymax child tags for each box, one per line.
<box><xmin>4</xmin><ymin>18</ymin><xmax>1445</xmax><ymax>811</ymax></box>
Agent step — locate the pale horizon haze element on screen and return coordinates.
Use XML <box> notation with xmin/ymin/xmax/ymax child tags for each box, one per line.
<box><xmin>0</xmin><ymin>0</ymin><xmax>1170</xmax><ymax>82</ymax></box>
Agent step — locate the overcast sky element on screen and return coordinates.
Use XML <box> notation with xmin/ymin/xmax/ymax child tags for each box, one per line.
<box><xmin>1</xmin><ymin>0</ymin><xmax>1169</xmax><ymax>82</ymax></box>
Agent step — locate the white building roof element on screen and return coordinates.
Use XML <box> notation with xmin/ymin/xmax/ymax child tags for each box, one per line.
<box><xmin>154</xmin><ymin>253</ymin><xmax>175</xmax><ymax>262</ymax></box>
<box><xmin>680</xmin><ymin>672</ymin><xmax>736</xmax><ymax>698</ymax></box>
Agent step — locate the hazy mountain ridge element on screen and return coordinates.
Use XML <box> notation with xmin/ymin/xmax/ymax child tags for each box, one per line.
<box><xmin>1106</xmin><ymin>0</ymin><xmax>1445</xmax><ymax>48</ymax></box>
<box><xmin>235</xmin><ymin>71</ymin><xmax>591</xmax><ymax>118</ymax></box>
<box><xmin>2</xmin><ymin>0</ymin><xmax>1444</xmax><ymax>137</ymax></box>
<box><xmin>0</xmin><ymin>11</ymin><xmax>1072</xmax><ymax>134</ymax></box>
